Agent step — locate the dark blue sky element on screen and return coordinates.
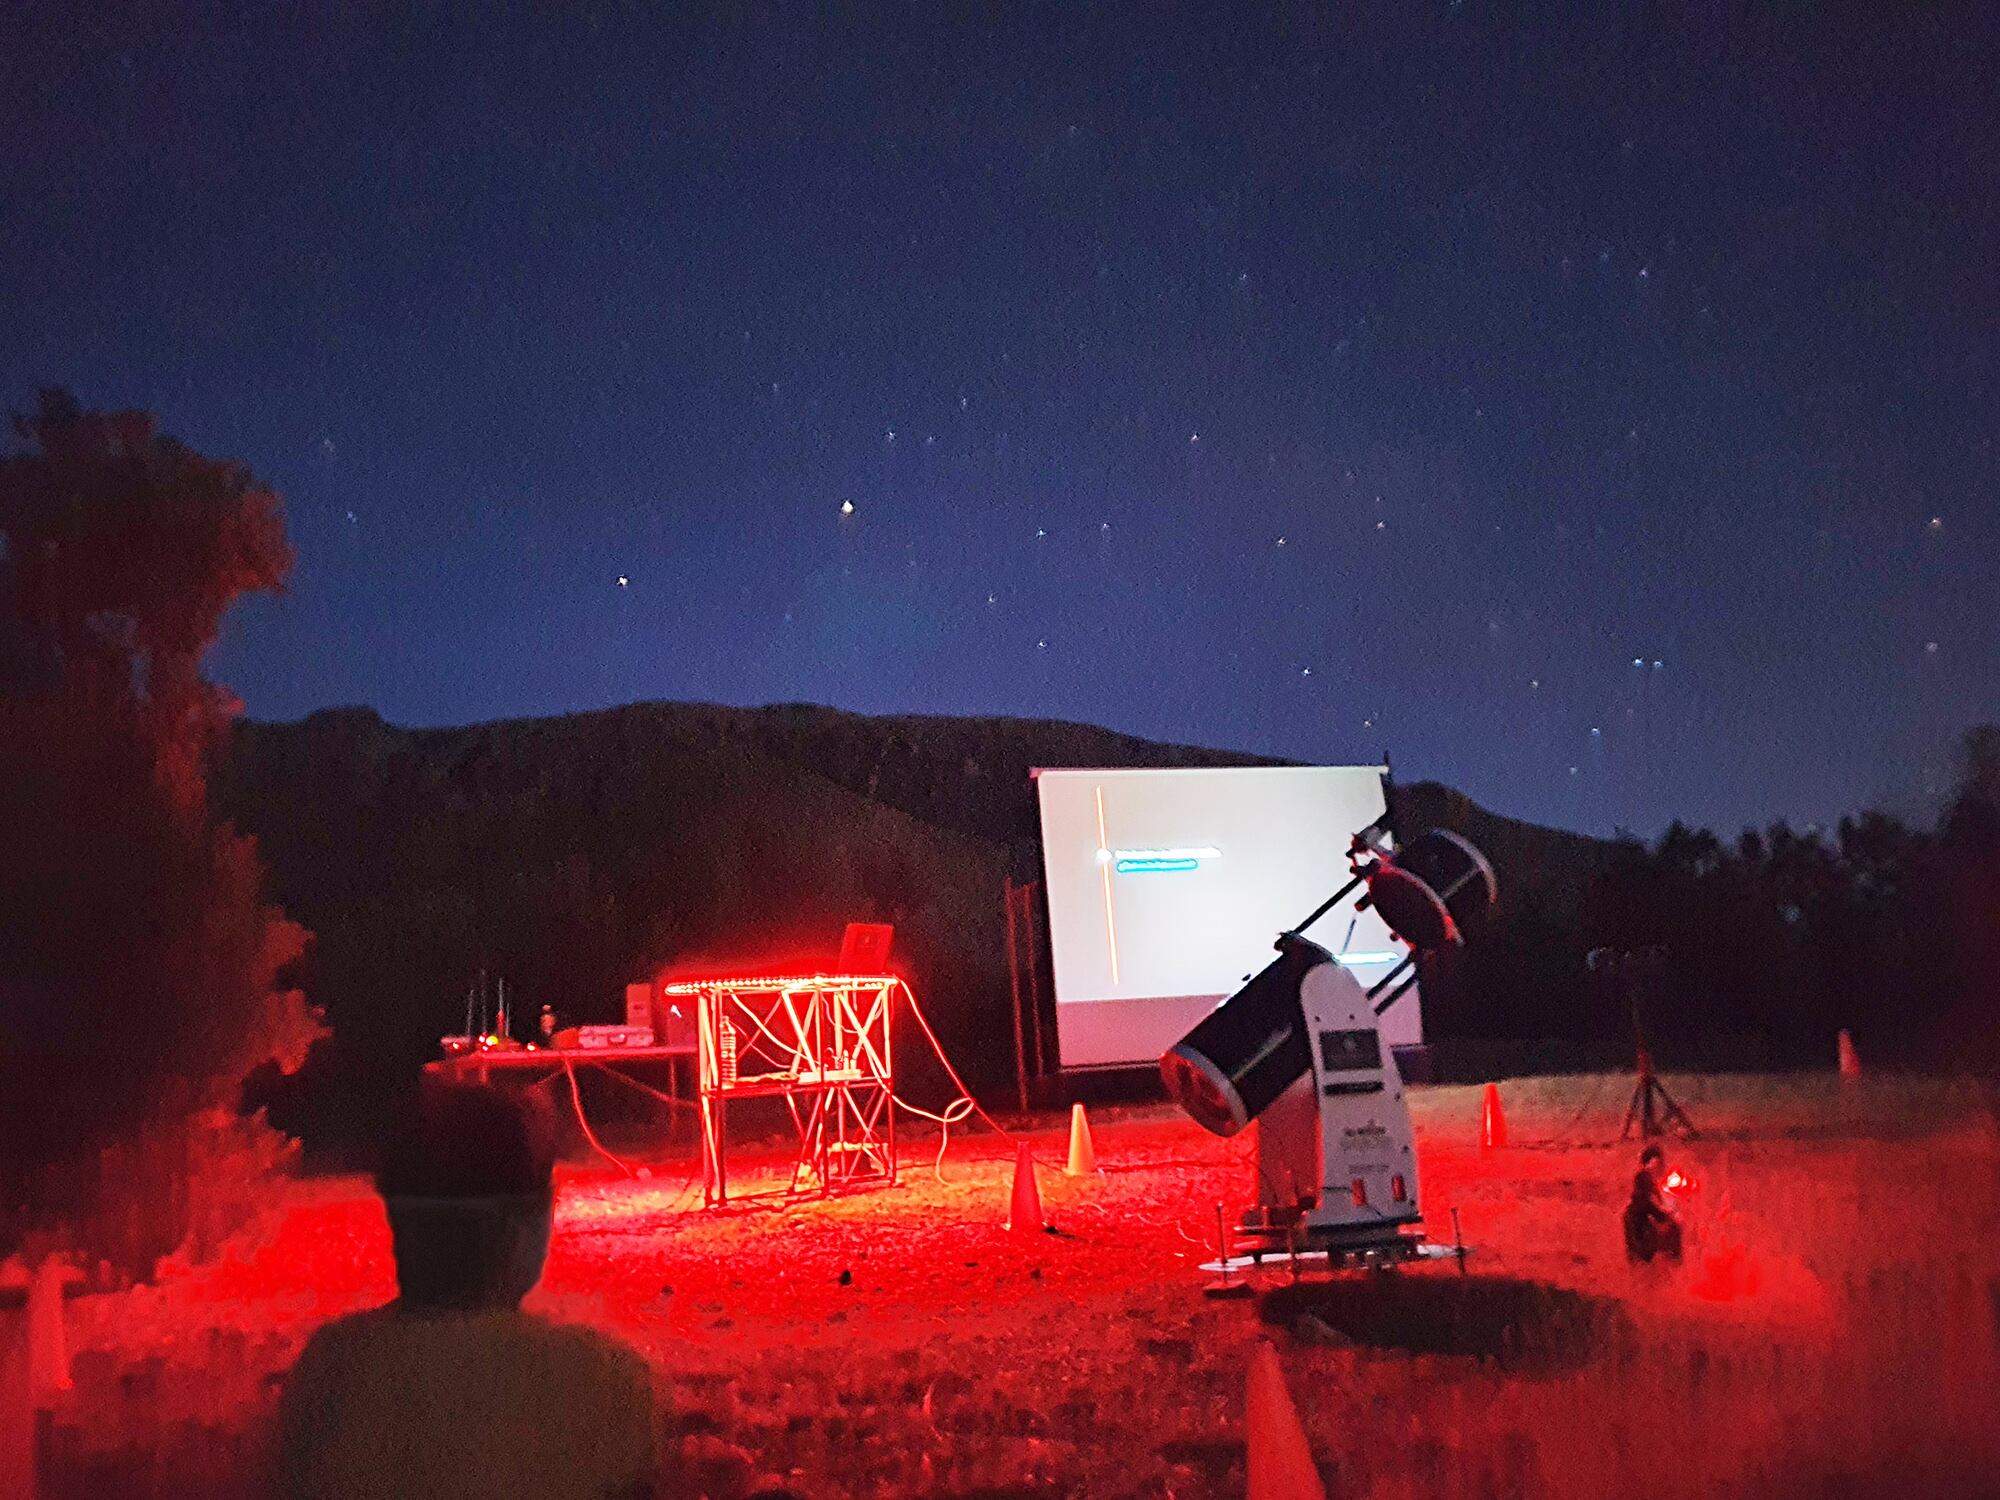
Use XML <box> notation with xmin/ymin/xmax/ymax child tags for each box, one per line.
<box><xmin>4</xmin><ymin>3</ymin><xmax>1994</xmax><ymax>837</ymax></box>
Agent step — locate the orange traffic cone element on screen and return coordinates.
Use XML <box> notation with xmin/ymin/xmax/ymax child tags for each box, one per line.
<box><xmin>1480</xmin><ymin>1082</ymin><xmax>1508</xmax><ymax>1149</ymax></box>
<box><xmin>1064</xmin><ymin>1103</ymin><xmax>1098</xmax><ymax>1176</ymax></box>
<box><xmin>1837</xmin><ymin>1029</ymin><xmax>1861</xmax><ymax>1080</ymax></box>
<box><xmin>1006</xmin><ymin>1141</ymin><xmax>1044</xmax><ymax>1233</ymax></box>
<box><xmin>1246</xmin><ymin>1341</ymin><xmax>1327</xmax><ymax>1500</ymax></box>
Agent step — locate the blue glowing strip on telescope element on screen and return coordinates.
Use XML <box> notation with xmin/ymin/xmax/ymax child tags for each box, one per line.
<box><xmin>1115</xmin><ymin>856</ymin><xmax>1201</xmax><ymax>873</ymax></box>
<box><xmin>1334</xmin><ymin>952</ymin><xmax>1401</xmax><ymax>967</ymax></box>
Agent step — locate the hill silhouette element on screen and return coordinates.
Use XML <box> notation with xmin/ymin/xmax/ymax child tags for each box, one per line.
<box><xmin>218</xmin><ymin>700</ymin><xmax>1615</xmax><ymax>1139</ymax></box>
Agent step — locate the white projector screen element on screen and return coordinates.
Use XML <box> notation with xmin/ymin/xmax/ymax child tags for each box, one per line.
<box><xmin>1033</xmin><ymin>765</ymin><xmax>1421</xmax><ymax>1070</ymax></box>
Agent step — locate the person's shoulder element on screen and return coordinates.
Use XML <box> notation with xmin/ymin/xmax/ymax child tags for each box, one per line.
<box><xmin>518</xmin><ymin>1318</ymin><xmax>658</xmax><ymax>1490</ymax></box>
<box><xmin>520</xmin><ymin>1315</ymin><xmax>652</xmax><ymax>1388</ymax></box>
<box><xmin>290</xmin><ymin>1305</ymin><xmax>399</xmax><ymax>1373</ymax></box>
<box><xmin>279</xmin><ymin>1305</ymin><xmax>405</xmax><ymax>1420</ymax></box>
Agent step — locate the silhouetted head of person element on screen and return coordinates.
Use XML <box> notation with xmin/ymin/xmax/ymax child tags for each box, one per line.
<box><xmin>1639</xmin><ymin>1144</ymin><xmax>1666</xmax><ymax>1179</ymax></box>
<box><xmin>375</xmin><ymin>1082</ymin><xmax>558</xmax><ymax>1312</ymax></box>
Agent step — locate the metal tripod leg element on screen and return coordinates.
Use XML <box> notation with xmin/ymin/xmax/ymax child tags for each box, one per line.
<box><xmin>1622</xmin><ymin>1073</ymin><xmax>1696</xmax><ymax>1140</ymax></box>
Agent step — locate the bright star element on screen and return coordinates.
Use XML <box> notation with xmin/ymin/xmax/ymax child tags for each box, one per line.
<box><xmin>840</xmin><ymin>500</ymin><xmax>855</xmax><ymax>516</ymax></box>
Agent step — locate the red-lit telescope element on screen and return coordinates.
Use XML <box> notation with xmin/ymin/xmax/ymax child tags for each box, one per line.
<box><xmin>1160</xmin><ymin>823</ymin><xmax>1495</xmax><ymax>1266</ymax></box>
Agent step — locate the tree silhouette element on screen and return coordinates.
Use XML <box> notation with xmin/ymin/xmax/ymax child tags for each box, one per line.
<box><xmin>0</xmin><ymin>390</ymin><xmax>319</xmax><ymax>1275</ymax></box>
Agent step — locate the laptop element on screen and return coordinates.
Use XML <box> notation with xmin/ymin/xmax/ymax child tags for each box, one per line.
<box><xmin>837</xmin><ymin>922</ymin><xmax>894</xmax><ymax>974</ymax></box>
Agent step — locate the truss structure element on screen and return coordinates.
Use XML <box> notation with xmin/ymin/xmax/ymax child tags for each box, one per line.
<box><xmin>663</xmin><ymin>973</ymin><xmax>898</xmax><ymax>1207</ymax></box>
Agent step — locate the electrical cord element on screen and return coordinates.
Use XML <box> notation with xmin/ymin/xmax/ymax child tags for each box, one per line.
<box><xmin>584</xmin><ymin>1058</ymin><xmax>700</xmax><ymax>1111</ymax></box>
<box><xmin>562</xmin><ymin>1057</ymin><xmax>638</xmax><ymax>1176</ymax></box>
<box><xmin>890</xmin><ymin>1093</ymin><xmax>978</xmax><ymax>1179</ymax></box>
<box><xmin>888</xmin><ymin>979</ymin><xmax>1017</xmax><ymax>1180</ymax></box>
<box><xmin>550</xmin><ymin>976</ymin><xmax>1039</xmax><ymax>1191</ymax></box>
<box><xmin>892</xmin><ymin>979</ymin><xmax>1018</xmax><ymax>1142</ymax></box>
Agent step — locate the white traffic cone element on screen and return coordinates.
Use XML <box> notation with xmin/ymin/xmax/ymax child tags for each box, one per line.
<box><xmin>1064</xmin><ymin>1103</ymin><xmax>1098</xmax><ymax>1176</ymax></box>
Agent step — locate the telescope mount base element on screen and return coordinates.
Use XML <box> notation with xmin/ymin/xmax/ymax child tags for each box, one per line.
<box><xmin>1232</xmin><ymin>1207</ymin><xmax>1429</xmax><ymax>1271</ymax></box>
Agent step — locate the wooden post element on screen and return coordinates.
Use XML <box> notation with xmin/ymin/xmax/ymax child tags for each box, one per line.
<box><xmin>1005</xmin><ymin>880</ymin><xmax>1030</xmax><ymax>1114</ymax></box>
<box><xmin>1024</xmin><ymin>888</ymin><xmax>1056</xmax><ymax>1096</ymax></box>
<box><xmin>1025</xmin><ymin>881</ymin><xmax>1048</xmax><ymax>1095</ymax></box>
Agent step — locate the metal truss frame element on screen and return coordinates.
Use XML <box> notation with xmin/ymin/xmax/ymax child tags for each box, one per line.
<box><xmin>664</xmin><ymin>973</ymin><xmax>899</xmax><ymax>1207</ymax></box>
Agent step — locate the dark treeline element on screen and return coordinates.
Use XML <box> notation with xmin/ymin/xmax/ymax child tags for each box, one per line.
<box><xmin>1431</xmin><ymin>728</ymin><xmax>2000</xmax><ymax>1076</ymax></box>
<box><xmin>223</xmin><ymin>704</ymin><xmax>2000</xmax><ymax>1161</ymax></box>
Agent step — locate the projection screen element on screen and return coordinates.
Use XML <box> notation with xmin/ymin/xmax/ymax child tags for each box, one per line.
<box><xmin>1033</xmin><ymin>765</ymin><xmax>1420</xmax><ymax>1070</ymax></box>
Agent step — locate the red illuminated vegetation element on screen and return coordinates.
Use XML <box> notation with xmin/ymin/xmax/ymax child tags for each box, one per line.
<box><xmin>20</xmin><ymin>1075</ymin><xmax>1999</xmax><ymax>1499</ymax></box>
<box><xmin>0</xmin><ymin>391</ymin><xmax>317</xmax><ymax>1277</ymax></box>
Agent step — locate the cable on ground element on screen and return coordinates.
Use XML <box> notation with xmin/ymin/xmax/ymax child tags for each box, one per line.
<box><xmin>889</xmin><ymin>978</ymin><xmax>1020</xmax><ymax>1179</ymax></box>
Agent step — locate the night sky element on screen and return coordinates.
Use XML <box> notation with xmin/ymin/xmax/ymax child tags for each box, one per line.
<box><xmin>4</xmin><ymin>4</ymin><xmax>1994</xmax><ymax>838</ymax></box>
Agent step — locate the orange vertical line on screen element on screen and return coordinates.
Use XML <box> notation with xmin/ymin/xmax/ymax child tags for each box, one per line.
<box><xmin>1095</xmin><ymin>785</ymin><xmax>1120</xmax><ymax>985</ymax></box>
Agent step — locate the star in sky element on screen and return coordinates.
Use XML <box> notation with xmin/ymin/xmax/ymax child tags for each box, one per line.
<box><xmin>5</xmin><ymin>5</ymin><xmax>1990</xmax><ymax>839</ymax></box>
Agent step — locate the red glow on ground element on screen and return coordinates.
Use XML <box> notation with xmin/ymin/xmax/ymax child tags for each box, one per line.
<box><xmin>1689</xmin><ymin>1243</ymin><xmax>1766</xmax><ymax>1302</ymax></box>
<box><xmin>123</xmin><ymin>1111</ymin><xmax>1824</xmax><ymax>1350</ymax></box>
<box><xmin>38</xmin><ymin>1083</ymin><xmax>2000</xmax><ymax>1499</ymax></box>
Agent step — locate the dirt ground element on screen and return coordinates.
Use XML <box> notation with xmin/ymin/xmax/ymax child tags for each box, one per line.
<box><xmin>21</xmin><ymin>1073</ymin><xmax>2000</xmax><ymax>1498</ymax></box>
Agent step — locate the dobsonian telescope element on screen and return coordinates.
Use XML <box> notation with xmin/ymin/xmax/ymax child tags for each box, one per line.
<box><xmin>1160</xmin><ymin>820</ymin><xmax>1496</xmax><ymax>1264</ymax></box>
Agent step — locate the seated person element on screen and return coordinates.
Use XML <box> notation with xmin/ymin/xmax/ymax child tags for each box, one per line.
<box><xmin>1622</xmin><ymin>1144</ymin><xmax>1683</xmax><ymax>1264</ymax></box>
<box><xmin>278</xmin><ymin>1082</ymin><xmax>657</xmax><ymax>1500</ymax></box>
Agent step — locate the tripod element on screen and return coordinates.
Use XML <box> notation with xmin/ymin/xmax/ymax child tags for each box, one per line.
<box><xmin>1621</xmin><ymin>1044</ymin><xmax>1696</xmax><ymax>1141</ymax></box>
<box><xmin>1620</xmin><ymin>954</ymin><xmax>1695</xmax><ymax>1140</ymax></box>
<box><xmin>1590</xmin><ymin>946</ymin><xmax>1696</xmax><ymax>1140</ymax></box>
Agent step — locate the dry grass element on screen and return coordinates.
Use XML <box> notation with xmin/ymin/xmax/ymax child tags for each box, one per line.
<box><xmin>14</xmin><ymin>1074</ymin><xmax>2000</xmax><ymax>1498</ymax></box>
